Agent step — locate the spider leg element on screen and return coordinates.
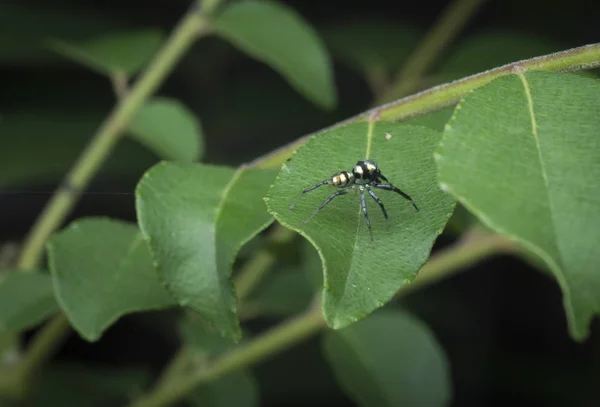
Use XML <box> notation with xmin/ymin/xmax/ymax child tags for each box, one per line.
<box><xmin>289</xmin><ymin>180</ymin><xmax>329</xmax><ymax>209</ymax></box>
<box><xmin>378</xmin><ymin>173</ymin><xmax>389</xmax><ymax>183</ymax></box>
<box><xmin>365</xmin><ymin>185</ymin><xmax>390</xmax><ymax>233</ymax></box>
<box><xmin>359</xmin><ymin>187</ymin><xmax>374</xmax><ymax>245</ymax></box>
<box><xmin>302</xmin><ymin>190</ymin><xmax>348</xmax><ymax>224</ymax></box>
<box><xmin>374</xmin><ymin>183</ymin><xmax>419</xmax><ymax>211</ymax></box>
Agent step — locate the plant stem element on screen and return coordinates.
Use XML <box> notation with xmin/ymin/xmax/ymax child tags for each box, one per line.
<box><xmin>251</xmin><ymin>43</ymin><xmax>600</xmax><ymax>170</ymax></box>
<box><xmin>17</xmin><ymin>8</ymin><xmax>209</xmax><ymax>271</ymax></box>
<box><xmin>126</xmin><ymin>307</ymin><xmax>327</xmax><ymax>407</ymax></box>
<box><xmin>377</xmin><ymin>0</ymin><xmax>487</xmax><ymax>103</ymax></box>
<box><xmin>11</xmin><ymin>314</ymin><xmax>70</xmax><ymax>396</ymax></box>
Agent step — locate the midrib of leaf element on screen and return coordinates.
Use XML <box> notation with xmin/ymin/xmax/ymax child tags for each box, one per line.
<box><xmin>516</xmin><ymin>72</ymin><xmax>570</xmax><ymax>296</ymax></box>
<box><xmin>342</xmin><ymin>330</ymin><xmax>397</xmax><ymax>407</ymax></box>
<box><xmin>213</xmin><ymin>167</ymin><xmax>244</xmax><ymax>308</ymax></box>
<box><xmin>340</xmin><ymin>120</ymin><xmax>379</xmax><ymax>317</ymax></box>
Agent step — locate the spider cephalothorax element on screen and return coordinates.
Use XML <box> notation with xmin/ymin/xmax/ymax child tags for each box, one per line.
<box><xmin>289</xmin><ymin>159</ymin><xmax>418</xmax><ymax>243</ymax></box>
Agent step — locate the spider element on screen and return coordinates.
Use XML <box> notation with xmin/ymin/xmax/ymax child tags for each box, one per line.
<box><xmin>288</xmin><ymin>159</ymin><xmax>418</xmax><ymax>243</ymax></box>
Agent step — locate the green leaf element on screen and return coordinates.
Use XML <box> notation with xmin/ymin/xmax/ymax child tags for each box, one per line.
<box><xmin>0</xmin><ymin>271</ymin><xmax>58</xmax><ymax>331</ymax></box>
<box><xmin>323</xmin><ymin>310</ymin><xmax>452</xmax><ymax>407</ymax></box>
<box><xmin>436</xmin><ymin>71</ymin><xmax>600</xmax><ymax>341</ymax></box>
<box><xmin>405</xmin><ymin>107</ymin><xmax>454</xmax><ymax>132</ymax></box>
<box><xmin>47</xmin><ymin>29</ymin><xmax>164</xmax><ymax>76</ymax></box>
<box><xmin>47</xmin><ymin>218</ymin><xmax>176</xmax><ymax>341</ymax></box>
<box><xmin>127</xmin><ymin>97</ymin><xmax>204</xmax><ymax>162</ymax></box>
<box><xmin>266</xmin><ymin>121</ymin><xmax>455</xmax><ymax>329</ymax></box>
<box><xmin>136</xmin><ymin>163</ymin><xmax>278</xmax><ymax>340</ymax></box>
<box><xmin>214</xmin><ymin>0</ymin><xmax>336</xmax><ymax>109</ymax></box>
<box><xmin>247</xmin><ymin>267</ymin><xmax>313</xmax><ymax>317</ymax></box>
<box><xmin>179</xmin><ymin>313</ymin><xmax>235</xmax><ymax>356</ymax></box>
<box><xmin>189</xmin><ymin>370</ymin><xmax>259</xmax><ymax>407</ymax></box>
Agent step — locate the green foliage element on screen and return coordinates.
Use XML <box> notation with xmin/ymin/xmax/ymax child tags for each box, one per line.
<box><xmin>213</xmin><ymin>0</ymin><xmax>336</xmax><ymax>109</ymax></box>
<box><xmin>436</xmin><ymin>71</ymin><xmax>600</xmax><ymax>341</ymax></box>
<box><xmin>47</xmin><ymin>29</ymin><xmax>164</xmax><ymax>76</ymax></box>
<box><xmin>47</xmin><ymin>218</ymin><xmax>176</xmax><ymax>341</ymax></box>
<box><xmin>266</xmin><ymin>121</ymin><xmax>455</xmax><ymax>328</ymax></box>
<box><xmin>127</xmin><ymin>97</ymin><xmax>204</xmax><ymax>162</ymax></box>
<box><xmin>179</xmin><ymin>314</ymin><xmax>235</xmax><ymax>356</ymax></box>
<box><xmin>136</xmin><ymin>163</ymin><xmax>278</xmax><ymax>341</ymax></box>
<box><xmin>0</xmin><ymin>271</ymin><xmax>58</xmax><ymax>331</ymax></box>
<box><xmin>323</xmin><ymin>309</ymin><xmax>451</xmax><ymax>407</ymax></box>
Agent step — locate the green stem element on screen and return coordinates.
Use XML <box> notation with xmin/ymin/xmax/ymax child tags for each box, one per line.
<box><xmin>251</xmin><ymin>43</ymin><xmax>600</xmax><ymax>169</ymax></box>
<box><xmin>377</xmin><ymin>0</ymin><xmax>487</xmax><ymax>103</ymax></box>
<box><xmin>126</xmin><ymin>307</ymin><xmax>327</xmax><ymax>407</ymax></box>
<box><xmin>17</xmin><ymin>8</ymin><xmax>209</xmax><ymax>271</ymax></box>
<box><xmin>11</xmin><ymin>314</ymin><xmax>70</xmax><ymax>397</ymax></box>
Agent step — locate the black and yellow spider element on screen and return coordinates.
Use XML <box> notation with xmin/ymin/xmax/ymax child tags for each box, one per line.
<box><xmin>289</xmin><ymin>159</ymin><xmax>418</xmax><ymax>242</ymax></box>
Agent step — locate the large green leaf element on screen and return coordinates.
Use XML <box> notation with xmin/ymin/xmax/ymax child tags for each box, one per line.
<box><xmin>47</xmin><ymin>218</ymin><xmax>176</xmax><ymax>341</ymax></box>
<box><xmin>47</xmin><ymin>29</ymin><xmax>164</xmax><ymax>76</ymax></box>
<box><xmin>136</xmin><ymin>163</ymin><xmax>278</xmax><ymax>340</ymax></box>
<box><xmin>436</xmin><ymin>71</ymin><xmax>600</xmax><ymax>341</ymax></box>
<box><xmin>266</xmin><ymin>121</ymin><xmax>455</xmax><ymax>329</ymax></box>
<box><xmin>213</xmin><ymin>0</ymin><xmax>336</xmax><ymax>109</ymax></box>
<box><xmin>0</xmin><ymin>271</ymin><xmax>58</xmax><ymax>331</ymax></box>
<box><xmin>127</xmin><ymin>97</ymin><xmax>204</xmax><ymax>162</ymax></box>
<box><xmin>189</xmin><ymin>370</ymin><xmax>259</xmax><ymax>407</ymax></box>
<box><xmin>323</xmin><ymin>310</ymin><xmax>451</xmax><ymax>407</ymax></box>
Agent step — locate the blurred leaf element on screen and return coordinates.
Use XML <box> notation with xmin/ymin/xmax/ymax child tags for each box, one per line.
<box><xmin>127</xmin><ymin>97</ymin><xmax>204</xmax><ymax>162</ymax></box>
<box><xmin>47</xmin><ymin>29</ymin><xmax>164</xmax><ymax>76</ymax></box>
<box><xmin>48</xmin><ymin>218</ymin><xmax>177</xmax><ymax>341</ymax></box>
<box><xmin>436</xmin><ymin>71</ymin><xmax>600</xmax><ymax>341</ymax></box>
<box><xmin>0</xmin><ymin>111</ymin><xmax>157</xmax><ymax>187</ymax></box>
<box><xmin>136</xmin><ymin>163</ymin><xmax>278</xmax><ymax>341</ymax></box>
<box><xmin>189</xmin><ymin>370</ymin><xmax>259</xmax><ymax>407</ymax></box>
<box><xmin>248</xmin><ymin>268</ymin><xmax>313</xmax><ymax>317</ymax></box>
<box><xmin>322</xmin><ymin>18</ymin><xmax>419</xmax><ymax>75</ymax></box>
<box><xmin>266</xmin><ymin>122</ymin><xmax>455</xmax><ymax>329</ymax></box>
<box><xmin>31</xmin><ymin>362</ymin><xmax>150</xmax><ymax>407</ymax></box>
<box><xmin>0</xmin><ymin>271</ymin><xmax>58</xmax><ymax>331</ymax></box>
<box><xmin>179</xmin><ymin>314</ymin><xmax>235</xmax><ymax>356</ymax></box>
<box><xmin>214</xmin><ymin>0</ymin><xmax>336</xmax><ymax>109</ymax></box>
<box><xmin>0</xmin><ymin>2</ymin><xmax>115</xmax><ymax>65</ymax></box>
<box><xmin>323</xmin><ymin>310</ymin><xmax>451</xmax><ymax>407</ymax></box>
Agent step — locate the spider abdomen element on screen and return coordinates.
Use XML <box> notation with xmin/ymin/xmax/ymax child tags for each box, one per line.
<box><xmin>330</xmin><ymin>171</ymin><xmax>353</xmax><ymax>187</ymax></box>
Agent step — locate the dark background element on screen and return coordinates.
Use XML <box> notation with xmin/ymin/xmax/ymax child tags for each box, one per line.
<box><xmin>1</xmin><ymin>0</ymin><xmax>599</xmax><ymax>406</ymax></box>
